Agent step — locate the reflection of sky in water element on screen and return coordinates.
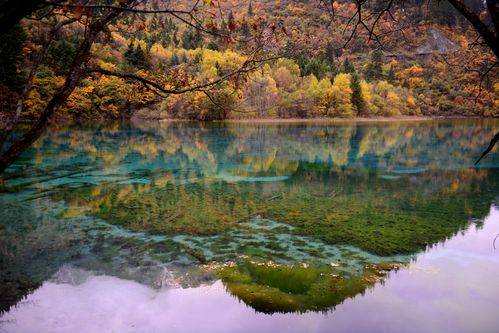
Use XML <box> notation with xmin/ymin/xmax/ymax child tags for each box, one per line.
<box><xmin>2</xmin><ymin>207</ymin><xmax>498</xmax><ymax>333</ymax></box>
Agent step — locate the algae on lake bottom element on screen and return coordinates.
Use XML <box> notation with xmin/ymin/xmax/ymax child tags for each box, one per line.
<box><xmin>52</xmin><ymin>167</ymin><xmax>497</xmax><ymax>256</ymax></box>
<box><xmin>213</xmin><ymin>260</ymin><xmax>403</xmax><ymax>313</ymax></box>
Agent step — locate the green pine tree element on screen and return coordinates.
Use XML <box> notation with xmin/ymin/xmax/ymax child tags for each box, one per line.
<box><xmin>323</xmin><ymin>42</ymin><xmax>337</xmax><ymax>76</ymax></box>
<box><xmin>170</xmin><ymin>53</ymin><xmax>180</xmax><ymax>66</ymax></box>
<box><xmin>181</xmin><ymin>29</ymin><xmax>202</xmax><ymax>49</ymax></box>
<box><xmin>364</xmin><ymin>49</ymin><xmax>384</xmax><ymax>82</ymax></box>
<box><xmin>207</xmin><ymin>39</ymin><xmax>220</xmax><ymax>50</ymax></box>
<box><xmin>132</xmin><ymin>43</ymin><xmax>150</xmax><ymax>69</ymax></box>
<box><xmin>0</xmin><ymin>24</ymin><xmax>27</xmax><ymax>91</ymax></box>
<box><xmin>387</xmin><ymin>66</ymin><xmax>396</xmax><ymax>83</ymax></box>
<box><xmin>248</xmin><ymin>1</ymin><xmax>254</xmax><ymax>16</ymax></box>
<box><xmin>342</xmin><ymin>57</ymin><xmax>355</xmax><ymax>73</ymax></box>
<box><xmin>240</xmin><ymin>20</ymin><xmax>251</xmax><ymax>36</ymax></box>
<box><xmin>350</xmin><ymin>72</ymin><xmax>367</xmax><ymax>116</ymax></box>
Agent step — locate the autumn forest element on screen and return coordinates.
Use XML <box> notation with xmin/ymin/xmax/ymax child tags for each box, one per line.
<box><xmin>1</xmin><ymin>0</ymin><xmax>498</xmax><ymax>123</ymax></box>
<box><xmin>1</xmin><ymin>1</ymin><xmax>499</xmax><ymax>332</ymax></box>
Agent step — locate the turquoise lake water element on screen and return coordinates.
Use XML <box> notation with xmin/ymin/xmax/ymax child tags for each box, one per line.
<box><xmin>0</xmin><ymin>119</ymin><xmax>498</xmax><ymax>332</ymax></box>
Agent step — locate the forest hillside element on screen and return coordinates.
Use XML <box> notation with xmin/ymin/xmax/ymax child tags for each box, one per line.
<box><xmin>1</xmin><ymin>0</ymin><xmax>498</xmax><ymax>121</ymax></box>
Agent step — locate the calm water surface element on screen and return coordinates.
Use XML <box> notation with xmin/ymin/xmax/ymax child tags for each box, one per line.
<box><xmin>0</xmin><ymin>119</ymin><xmax>498</xmax><ymax>333</ymax></box>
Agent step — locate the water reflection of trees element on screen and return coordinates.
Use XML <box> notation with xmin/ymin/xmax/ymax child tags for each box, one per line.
<box><xmin>25</xmin><ymin>120</ymin><xmax>498</xmax><ymax>178</ymax></box>
<box><xmin>0</xmin><ymin>197</ymin><xmax>85</xmax><ymax>314</ymax></box>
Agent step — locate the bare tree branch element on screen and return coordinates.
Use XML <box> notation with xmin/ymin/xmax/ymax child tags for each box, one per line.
<box><xmin>86</xmin><ymin>56</ymin><xmax>281</xmax><ymax>95</ymax></box>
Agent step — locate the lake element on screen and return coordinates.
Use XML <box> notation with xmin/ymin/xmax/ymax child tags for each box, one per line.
<box><xmin>0</xmin><ymin>119</ymin><xmax>498</xmax><ymax>333</ymax></box>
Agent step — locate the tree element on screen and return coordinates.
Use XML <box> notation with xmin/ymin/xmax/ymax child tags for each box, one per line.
<box><xmin>207</xmin><ymin>39</ymin><xmax>220</xmax><ymax>50</ymax></box>
<box><xmin>248</xmin><ymin>2</ymin><xmax>254</xmax><ymax>16</ymax></box>
<box><xmin>342</xmin><ymin>57</ymin><xmax>355</xmax><ymax>74</ymax></box>
<box><xmin>350</xmin><ymin>72</ymin><xmax>367</xmax><ymax>115</ymax></box>
<box><xmin>323</xmin><ymin>42</ymin><xmax>338</xmax><ymax>75</ymax></box>
<box><xmin>46</xmin><ymin>36</ymin><xmax>81</xmax><ymax>75</ymax></box>
<box><xmin>364</xmin><ymin>49</ymin><xmax>383</xmax><ymax>82</ymax></box>
<box><xmin>324</xmin><ymin>42</ymin><xmax>335</xmax><ymax>63</ymax></box>
<box><xmin>387</xmin><ymin>66</ymin><xmax>396</xmax><ymax>84</ymax></box>
<box><xmin>170</xmin><ymin>52</ymin><xmax>180</xmax><ymax>66</ymax></box>
<box><xmin>124</xmin><ymin>40</ymin><xmax>135</xmax><ymax>63</ymax></box>
<box><xmin>134</xmin><ymin>44</ymin><xmax>150</xmax><ymax>69</ymax></box>
<box><xmin>181</xmin><ymin>28</ymin><xmax>202</xmax><ymax>49</ymax></box>
<box><xmin>240</xmin><ymin>20</ymin><xmax>251</xmax><ymax>36</ymax></box>
<box><xmin>243</xmin><ymin>70</ymin><xmax>279</xmax><ymax>117</ymax></box>
<box><xmin>304</xmin><ymin>59</ymin><xmax>330</xmax><ymax>79</ymax></box>
<box><xmin>124</xmin><ymin>41</ymin><xmax>150</xmax><ymax>70</ymax></box>
<box><xmin>329</xmin><ymin>73</ymin><xmax>354</xmax><ymax>117</ymax></box>
<box><xmin>0</xmin><ymin>1</ymin><xmax>269</xmax><ymax>173</ymax></box>
<box><xmin>0</xmin><ymin>24</ymin><xmax>26</xmax><ymax>91</ymax></box>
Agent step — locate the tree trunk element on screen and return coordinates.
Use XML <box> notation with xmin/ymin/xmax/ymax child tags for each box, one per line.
<box><xmin>0</xmin><ymin>10</ymin><xmax>124</xmax><ymax>173</ymax></box>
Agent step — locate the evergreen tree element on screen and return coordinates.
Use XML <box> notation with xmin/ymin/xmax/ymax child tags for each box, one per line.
<box><xmin>342</xmin><ymin>57</ymin><xmax>355</xmax><ymax>73</ymax></box>
<box><xmin>181</xmin><ymin>28</ymin><xmax>202</xmax><ymax>49</ymax></box>
<box><xmin>248</xmin><ymin>1</ymin><xmax>254</xmax><ymax>16</ymax></box>
<box><xmin>240</xmin><ymin>20</ymin><xmax>251</xmax><ymax>36</ymax></box>
<box><xmin>193</xmin><ymin>53</ymin><xmax>203</xmax><ymax>64</ymax></box>
<box><xmin>124</xmin><ymin>40</ymin><xmax>136</xmax><ymax>65</ymax></box>
<box><xmin>172</xmin><ymin>31</ymin><xmax>179</xmax><ymax>46</ymax></box>
<box><xmin>304</xmin><ymin>59</ymin><xmax>329</xmax><ymax>79</ymax></box>
<box><xmin>132</xmin><ymin>43</ymin><xmax>149</xmax><ymax>69</ymax></box>
<box><xmin>207</xmin><ymin>40</ymin><xmax>220</xmax><ymax>50</ymax></box>
<box><xmin>324</xmin><ymin>42</ymin><xmax>335</xmax><ymax>63</ymax></box>
<box><xmin>47</xmin><ymin>36</ymin><xmax>80</xmax><ymax>74</ymax></box>
<box><xmin>322</xmin><ymin>42</ymin><xmax>337</xmax><ymax>75</ymax></box>
<box><xmin>124</xmin><ymin>41</ymin><xmax>150</xmax><ymax>70</ymax></box>
<box><xmin>160</xmin><ymin>33</ymin><xmax>171</xmax><ymax>48</ymax></box>
<box><xmin>215</xmin><ymin>61</ymin><xmax>223</xmax><ymax>76</ymax></box>
<box><xmin>350</xmin><ymin>72</ymin><xmax>367</xmax><ymax>115</ymax></box>
<box><xmin>387</xmin><ymin>66</ymin><xmax>396</xmax><ymax>83</ymax></box>
<box><xmin>364</xmin><ymin>49</ymin><xmax>384</xmax><ymax>82</ymax></box>
<box><xmin>170</xmin><ymin>53</ymin><xmax>180</xmax><ymax>66</ymax></box>
<box><xmin>0</xmin><ymin>24</ymin><xmax>26</xmax><ymax>91</ymax></box>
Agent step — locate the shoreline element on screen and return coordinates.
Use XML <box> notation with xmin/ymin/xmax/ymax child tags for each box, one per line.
<box><xmin>148</xmin><ymin>115</ymin><xmax>485</xmax><ymax>124</ymax></box>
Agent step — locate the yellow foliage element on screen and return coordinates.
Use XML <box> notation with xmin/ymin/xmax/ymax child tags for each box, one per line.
<box><xmin>150</xmin><ymin>43</ymin><xmax>172</xmax><ymax>60</ymax></box>
<box><xmin>328</xmin><ymin>73</ymin><xmax>353</xmax><ymax>117</ymax></box>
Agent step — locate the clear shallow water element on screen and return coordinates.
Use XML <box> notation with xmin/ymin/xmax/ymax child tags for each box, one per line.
<box><xmin>0</xmin><ymin>119</ymin><xmax>498</xmax><ymax>332</ymax></box>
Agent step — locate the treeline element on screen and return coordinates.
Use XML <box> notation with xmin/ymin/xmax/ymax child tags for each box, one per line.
<box><xmin>158</xmin><ymin>54</ymin><xmax>419</xmax><ymax>120</ymax></box>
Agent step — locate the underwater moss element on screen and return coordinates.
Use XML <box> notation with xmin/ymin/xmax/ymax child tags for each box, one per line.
<box><xmin>51</xmin><ymin>168</ymin><xmax>497</xmax><ymax>256</ymax></box>
<box><xmin>181</xmin><ymin>245</ymin><xmax>207</xmax><ymax>264</ymax></box>
<box><xmin>215</xmin><ymin>260</ymin><xmax>402</xmax><ymax>313</ymax></box>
